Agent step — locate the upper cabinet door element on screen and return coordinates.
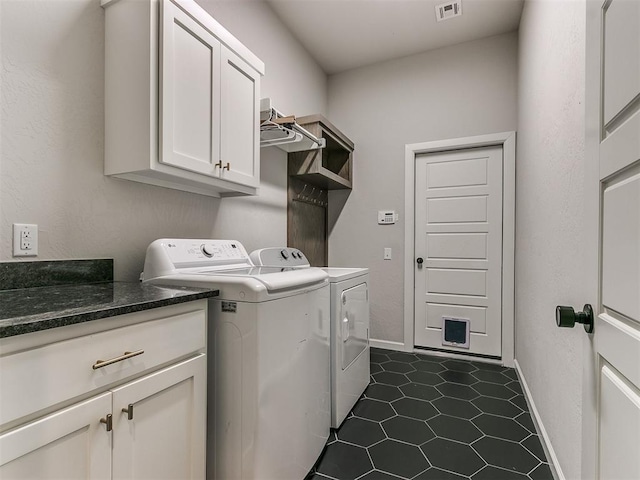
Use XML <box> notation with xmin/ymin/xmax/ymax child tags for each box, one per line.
<box><xmin>219</xmin><ymin>47</ymin><xmax>260</xmax><ymax>187</ymax></box>
<box><xmin>160</xmin><ymin>0</ymin><xmax>221</xmax><ymax>178</ymax></box>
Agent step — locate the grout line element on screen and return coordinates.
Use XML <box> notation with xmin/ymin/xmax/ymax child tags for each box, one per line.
<box><xmin>520</xmin><ymin>434</ymin><xmax>548</xmax><ymax>463</ymax></box>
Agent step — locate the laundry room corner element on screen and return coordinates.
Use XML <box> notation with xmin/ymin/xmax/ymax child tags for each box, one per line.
<box><xmin>326</xmin><ymin>33</ymin><xmax>518</xmax><ymax>349</ymax></box>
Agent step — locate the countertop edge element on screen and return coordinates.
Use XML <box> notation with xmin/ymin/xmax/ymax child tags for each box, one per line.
<box><xmin>0</xmin><ymin>289</ymin><xmax>219</xmax><ymax>339</ymax></box>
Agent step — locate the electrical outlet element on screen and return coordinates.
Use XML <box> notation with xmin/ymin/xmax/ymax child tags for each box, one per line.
<box><xmin>13</xmin><ymin>224</ymin><xmax>38</xmax><ymax>257</ymax></box>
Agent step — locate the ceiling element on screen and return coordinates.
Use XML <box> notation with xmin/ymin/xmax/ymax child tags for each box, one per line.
<box><xmin>266</xmin><ymin>0</ymin><xmax>524</xmax><ymax>74</ymax></box>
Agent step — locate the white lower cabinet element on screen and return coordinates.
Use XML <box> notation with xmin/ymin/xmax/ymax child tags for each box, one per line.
<box><xmin>0</xmin><ymin>393</ymin><xmax>112</xmax><ymax>480</ymax></box>
<box><xmin>0</xmin><ymin>301</ymin><xmax>207</xmax><ymax>480</ymax></box>
<box><xmin>112</xmin><ymin>355</ymin><xmax>206</xmax><ymax>480</ymax></box>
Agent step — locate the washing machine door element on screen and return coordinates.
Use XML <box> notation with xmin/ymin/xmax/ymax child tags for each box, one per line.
<box><xmin>340</xmin><ymin>282</ymin><xmax>369</xmax><ymax>370</ymax></box>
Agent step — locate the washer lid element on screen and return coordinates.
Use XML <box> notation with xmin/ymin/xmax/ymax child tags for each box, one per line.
<box><xmin>192</xmin><ymin>266</ymin><xmax>328</xmax><ymax>292</ymax></box>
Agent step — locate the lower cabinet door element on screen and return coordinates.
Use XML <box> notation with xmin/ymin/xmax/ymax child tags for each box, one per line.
<box><xmin>0</xmin><ymin>392</ymin><xmax>112</xmax><ymax>480</ymax></box>
<box><xmin>111</xmin><ymin>355</ymin><xmax>206</xmax><ymax>480</ymax></box>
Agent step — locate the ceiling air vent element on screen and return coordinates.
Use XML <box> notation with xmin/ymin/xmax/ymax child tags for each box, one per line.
<box><xmin>435</xmin><ymin>0</ymin><xmax>462</xmax><ymax>22</ymax></box>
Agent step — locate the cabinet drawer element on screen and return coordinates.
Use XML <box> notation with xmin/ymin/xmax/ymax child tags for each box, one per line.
<box><xmin>0</xmin><ymin>307</ymin><xmax>205</xmax><ymax>427</ymax></box>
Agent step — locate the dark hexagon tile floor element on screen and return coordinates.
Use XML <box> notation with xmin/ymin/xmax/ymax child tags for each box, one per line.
<box><xmin>309</xmin><ymin>349</ymin><xmax>553</xmax><ymax>480</ymax></box>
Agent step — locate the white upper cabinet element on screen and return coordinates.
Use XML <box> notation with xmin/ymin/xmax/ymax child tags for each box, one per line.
<box><xmin>103</xmin><ymin>0</ymin><xmax>264</xmax><ymax>197</ymax></box>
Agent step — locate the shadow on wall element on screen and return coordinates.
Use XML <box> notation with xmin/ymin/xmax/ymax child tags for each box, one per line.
<box><xmin>328</xmin><ymin>189</ymin><xmax>351</xmax><ymax>235</ymax></box>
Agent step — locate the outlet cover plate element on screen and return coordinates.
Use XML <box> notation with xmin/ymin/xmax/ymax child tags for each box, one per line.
<box><xmin>13</xmin><ymin>223</ymin><xmax>38</xmax><ymax>257</ymax></box>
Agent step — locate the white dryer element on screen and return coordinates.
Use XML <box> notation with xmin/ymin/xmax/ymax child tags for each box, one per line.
<box><xmin>250</xmin><ymin>248</ymin><xmax>370</xmax><ymax>428</ymax></box>
<box><xmin>142</xmin><ymin>239</ymin><xmax>330</xmax><ymax>480</ymax></box>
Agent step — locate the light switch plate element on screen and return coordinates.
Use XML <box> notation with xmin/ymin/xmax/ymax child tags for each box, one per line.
<box><xmin>13</xmin><ymin>223</ymin><xmax>38</xmax><ymax>257</ymax></box>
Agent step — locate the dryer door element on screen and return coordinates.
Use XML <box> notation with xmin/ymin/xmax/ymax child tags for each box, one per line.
<box><xmin>340</xmin><ymin>282</ymin><xmax>369</xmax><ymax>370</ymax></box>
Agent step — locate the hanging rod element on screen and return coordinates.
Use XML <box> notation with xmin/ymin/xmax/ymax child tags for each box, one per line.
<box><xmin>259</xmin><ymin>98</ymin><xmax>326</xmax><ymax>152</ymax></box>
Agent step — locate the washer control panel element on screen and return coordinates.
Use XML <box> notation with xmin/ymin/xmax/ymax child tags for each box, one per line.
<box><xmin>160</xmin><ymin>239</ymin><xmax>249</xmax><ymax>265</ymax></box>
<box><xmin>142</xmin><ymin>239</ymin><xmax>253</xmax><ymax>281</ymax></box>
<box><xmin>250</xmin><ymin>247</ymin><xmax>310</xmax><ymax>267</ymax></box>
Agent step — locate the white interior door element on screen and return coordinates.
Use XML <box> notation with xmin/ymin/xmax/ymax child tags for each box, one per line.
<box><xmin>584</xmin><ymin>0</ymin><xmax>640</xmax><ymax>479</ymax></box>
<box><xmin>414</xmin><ymin>146</ymin><xmax>503</xmax><ymax>357</ymax></box>
<box><xmin>160</xmin><ymin>0</ymin><xmax>221</xmax><ymax>177</ymax></box>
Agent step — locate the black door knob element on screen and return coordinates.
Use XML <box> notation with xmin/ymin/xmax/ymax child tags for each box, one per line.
<box><xmin>416</xmin><ymin>257</ymin><xmax>424</xmax><ymax>268</ymax></box>
<box><xmin>556</xmin><ymin>304</ymin><xmax>594</xmax><ymax>333</ymax></box>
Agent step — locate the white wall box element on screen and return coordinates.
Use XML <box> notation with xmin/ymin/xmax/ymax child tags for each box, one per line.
<box><xmin>102</xmin><ymin>0</ymin><xmax>265</xmax><ymax>197</ymax></box>
<box><xmin>0</xmin><ymin>301</ymin><xmax>207</xmax><ymax>479</ymax></box>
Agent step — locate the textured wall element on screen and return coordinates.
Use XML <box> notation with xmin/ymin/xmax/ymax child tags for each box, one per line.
<box><xmin>0</xmin><ymin>0</ymin><xmax>326</xmax><ymax>280</ymax></box>
<box><xmin>516</xmin><ymin>1</ymin><xmax>586</xmax><ymax>478</ymax></box>
<box><xmin>327</xmin><ymin>33</ymin><xmax>518</xmax><ymax>343</ymax></box>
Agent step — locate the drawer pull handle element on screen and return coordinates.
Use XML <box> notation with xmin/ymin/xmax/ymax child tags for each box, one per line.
<box><xmin>92</xmin><ymin>350</ymin><xmax>145</xmax><ymax>370</ymax></box>
<box><xmin>100</xmin><ymin>414</ymin><xmax>113</xmax><ymax>431</ymax></box>
<box><xmin>122</xmin><ymin>404</ymin><xmax>134</xmax><ymax>420</ymax></box>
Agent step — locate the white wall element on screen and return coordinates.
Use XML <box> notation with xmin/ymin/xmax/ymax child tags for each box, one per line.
<box><xmin>516</xmin><ymin>1</ymin><xmax>586</xmax><ymax>479</ymax></box>
<box><xmin>327</xmin><ymin>33</ymin><xmax>518</xmax><ymax>343</ymax></box>
<box><xmin>0</xmin><ymin>0</ymin><xmax>326</xmax><ymax>280</ymax></box>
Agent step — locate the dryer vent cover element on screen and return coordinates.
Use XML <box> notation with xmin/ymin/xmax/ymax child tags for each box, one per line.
<box><xmin>435</xmin><ymin>1</ymin><xmax>462</xmax><ymax>22</ymax></box>
<box><xmin>442</xmin><ymin>317</ymin><xmax>470</xmax><ymax>349</ymax></box>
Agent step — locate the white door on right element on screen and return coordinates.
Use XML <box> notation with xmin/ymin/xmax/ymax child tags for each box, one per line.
<box><xmin>584</xmin><ymin>0</ymin><xmax>640</xmax><ymax>479</ymax></box>
<box><xmin>414</xmin><ymin>146</ymin><xmax>503</xmax><ymax>357</ymax></box>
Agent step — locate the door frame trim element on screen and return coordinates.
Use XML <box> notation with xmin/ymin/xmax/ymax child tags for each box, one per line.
<box><xmin>403</xmin><ymin>131</ymin><xmax>516</xmax><ymax>366</ymax></box>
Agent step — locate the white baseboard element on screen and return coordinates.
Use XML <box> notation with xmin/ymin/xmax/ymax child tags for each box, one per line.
<box><xmin>514</xmin><ymin>359</ymin><xmax>564</xmax><ymax>480</ymax></box>
<box><xmin>369</xmin><ymin>339</ymin><xmax>407</xmax><ymax>352</ymax></box>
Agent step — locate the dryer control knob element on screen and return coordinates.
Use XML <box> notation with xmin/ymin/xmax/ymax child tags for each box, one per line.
<box><xmin>201</xmin><ymin>244</ymin><xmax>215</xmax><ymax>257</ymax></box>
<box><xmin>280</xmin><ymin>249</ymin><xmax>290</xmax><ymax>260</ymax></box>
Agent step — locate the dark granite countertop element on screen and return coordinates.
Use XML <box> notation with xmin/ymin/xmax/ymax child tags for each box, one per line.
<box><xmin>0</xmin><ymin>259</ymin><xmax>218</xmax><ymax>339</ymax></box>
<box><xmin>0</xmin><ymin>281</ymin><xmax>218</xmax><ymax>338</ymax></box>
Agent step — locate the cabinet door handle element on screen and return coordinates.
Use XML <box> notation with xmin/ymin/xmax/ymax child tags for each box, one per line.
<box><xmin>100</xmin><ymin>414</ymin><xmax>113</xmax><ymax>431</ymax></box>
<box><xmin>92</xmin><ymin>349</ymin><xmax>144</xmax><ymax>370</ymax></box>
<box><xmin>223</xmin><ymin>162</ymin><xmax>230</xmax><ymax>171</ymax></box>
<box><xmin>215</xmin><ymin>160</ymin><xmax>223</xmax><ymax>169</ymax></box>
<box><xmin>122</xmin><ymin>404</ymin><xmax>134</xmax><ymax>420</ymax></box>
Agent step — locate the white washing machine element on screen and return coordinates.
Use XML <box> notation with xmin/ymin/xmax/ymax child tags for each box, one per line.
<box><xmin>250</xmin><ymin>248</ymin><xmax>370</xmax><ymax>428</ymax></box>
<box><xmin>142</xmin><ymin>239</ymin><xmax>330</xmax><ymax>480</ymax></box>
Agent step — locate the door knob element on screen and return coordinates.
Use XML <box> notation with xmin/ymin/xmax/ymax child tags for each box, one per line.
<box><xmin>416</xmin><ymin>257</ymin><xmax>423</xmax><ymax>268</ymax></box>
<box><xmin>556</xmin><ymin>304</ymin><xmax>594</xmax><ymax>333</ymax></box>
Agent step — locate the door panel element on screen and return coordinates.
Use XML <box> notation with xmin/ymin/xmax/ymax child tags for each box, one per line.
<box><xmin>585</xmin><ymin>0</ymin><xmax>640</xmax><ymax>478</ymax></box>
<box><xmin>112</xmin><ymin>355</ymin><xmax>206</xmax><ymax>480</ymax></box>
<box><xmin>601</xmin><ymin>111</ymin><xmax>640</xmax><ymax>178</ymax></box>
<box><xmin>0</xmin><ymin>393</ymin><xmax>111</xmax><ymax>480</ymax></box>
<box><xmin>602</xmin><ymin>0</ymin><xmax>640</xmax><ymax>125</ymax></box>
<box><xmin>414</xmin><ymin>146</ymin><xmax>502</xmax><ymax>357</ymax></box>
<box><xmin>426</xmin><ymin>303</ymin><xmax>487</xmax><ymax>333</ymax></box>
<box><xmin>427</xmin><ymin>196</ymin><xmax>488</xmax><ymax>223</ymax></box>
<box><xmin>427</xmin><ymin>233</ymin><xmax>488</xmax><ymax>260</ymax></box>
<box><xmin>426</xmin><ymin>268</ymin><xmax>487</xmax><ymax>296</ymax></box>
<box><xmin>161</xmin><ymin>0</ymin><xmax>221</xmax><ymax>176</ymax></box>
<box><xmin>602</xmin><ymin>168</ymin><xmax>640</xmax><ymax>321</ymax></box>
<box><xmin>220</xmin><ymin>48</ymin><xmax>260</xmax><ymax>187</ymax></box>
<box><xmin>599</xmin><ymin>363</ymin><xmax>640</xmax><ymax>480</ymax></box>
<box><xmin>426</xmin><ymin>157</ymin><xmax>488</xmax><ymax>188</ymax></box>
